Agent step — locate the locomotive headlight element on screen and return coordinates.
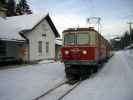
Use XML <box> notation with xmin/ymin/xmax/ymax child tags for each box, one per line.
<box><xmin>65</xmin><ymin>50</ymin><xmax>69</xmax><ymax>55</ymax></box>
<box><xmin>82</xmin><ymin>50</ymin><xmax>87</xmax><ymax>55</ymax></box>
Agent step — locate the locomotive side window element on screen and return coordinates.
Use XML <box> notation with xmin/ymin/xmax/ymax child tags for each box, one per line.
<box><xmin>64</xmin><ymin>34</ymin><xmax>75</xmax><ymax>45</ymax></box>
<box><xmin>77</xmin><ymin>33</ymin><xmax>89</xmax><ymax>44</ymax></box>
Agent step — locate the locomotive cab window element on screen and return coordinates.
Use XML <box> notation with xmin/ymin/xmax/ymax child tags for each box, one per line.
<box><xmin>64</xmin><ymin>32</ymin><xmax>89</xmax><ymax>45</ymax></box>
<box><xmin>64</xmin><ymin>34</ymin><xmax>75</xmax><ymax>45</ymax></box>
<box><xmin>77</xmin><ymin>33</ymin><xmax>89</xmax><ymax>45</ymax></box>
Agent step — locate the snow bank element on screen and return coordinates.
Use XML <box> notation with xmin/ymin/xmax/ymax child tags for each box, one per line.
<box><xmin>123</xmin><ymin>50</ymin><xmax>133</xmax><ymax>69</ymax></box>
<box><xmin>38</xmin><ymin>60</ymin><xmax>55</xmax><ymax>64</ymax></box>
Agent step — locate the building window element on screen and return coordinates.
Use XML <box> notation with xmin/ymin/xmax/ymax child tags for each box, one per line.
<box><xmin>46</xmin><ymin>42</ymin><xmax>49</xmax><ymax>54</ymax></box>
<box><xmin>42</xmin><ymin>34</ymin><xmax>46</xmax><ymax>37</ymax></box>
<box><xmin>38</xmin><ymin>41</ymin><xmax>42</xmax><ymax>53</ymax></box>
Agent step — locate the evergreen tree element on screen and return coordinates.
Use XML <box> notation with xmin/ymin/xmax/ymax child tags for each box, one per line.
<box><xmin>7</xmin><ymin>0</ymin><xmax>16</xmax><ymax>16</ymax></box>
<box><xmin>131</xmin><ymin>29</ymin><xmax>133</xmax><ymax>42</ymax></box>
<box><xmin>0</xmin><ymin>0</ymin><xmax>7</xmax><ymax>8</ymax></box>
<box><xmin>16</xmin><ymin>3</ymin><xmax>22</xmax><ymax>15</ymax></box>
<box><xmin>16</xmin><ymin>0</ymin><xmax>32</xmax><ymax>15</ymax></box>
<box><xmin>0</xmin><ymin>0</ymin><xmax>32</xmax><ymax>16</ymax></box>
<box><xmin>0</xmin><ymin>0</ymin><xmax>6</xmax><ymax>4</ymax></box>
<box><xmin>123</xmin><ymin>32</ymin><xmax>130</xmax><ymax>47</ymax></box>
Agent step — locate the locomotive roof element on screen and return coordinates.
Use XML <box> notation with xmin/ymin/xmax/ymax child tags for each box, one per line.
<box><xmin>62</xmin><ymin>27</ymin><xmax>98</xmax><ymax>33</ymax></box>
<box><xmin>63</xmin><ymin>27</ymin><xmax>112</xmax><ymax>48</ymax></box>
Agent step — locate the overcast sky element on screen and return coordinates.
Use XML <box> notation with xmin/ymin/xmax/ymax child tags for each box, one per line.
<box><xmin>29</xmin><ymin>0</ymin><xmax>133</xmax><ymax>39</ymax></box>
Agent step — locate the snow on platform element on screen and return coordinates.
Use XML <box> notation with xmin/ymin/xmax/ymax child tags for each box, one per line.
<box><xmin>0</xmin><ymin>51</ymin><xmax>133</xmax><ymax>100</ymax></box>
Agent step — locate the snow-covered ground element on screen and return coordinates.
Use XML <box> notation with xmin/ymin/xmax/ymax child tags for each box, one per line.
<box><xmin>63</xmin><ymin>51</ymin><xmax>133</xmax><ymax>100</ymax></box>
<box><xmin>0</xmin><ymin>62</ymin><xmax>65</xmax><ymax>100</ymax></box>
<box><xmin>0</xmin><ymin>51</ymin><xmax>133</xmax><ymax>100</ymax></box>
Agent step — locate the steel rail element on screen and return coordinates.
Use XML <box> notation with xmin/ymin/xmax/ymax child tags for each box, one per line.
<box><xmin>34</xmin><ymin>81</ymin><xmax>67</xmax><ymax>100</ymax></box>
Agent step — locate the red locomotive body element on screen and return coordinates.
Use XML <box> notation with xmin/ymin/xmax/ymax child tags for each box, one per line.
<box><xmin>61</xmin><ymin>27</ymin><xmax>112</xmax><ymax>80</ymax></box>
<box><xmin>62</xmin><ymin>46</ymin><xmax>96</xmax><ymax>65</ymax></box>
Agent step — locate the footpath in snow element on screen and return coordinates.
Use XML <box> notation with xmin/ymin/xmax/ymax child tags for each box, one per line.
<box><xmin>0</xmin><ymin>51</ymin><xmax>133</xmax><ymax>100</ymax></box>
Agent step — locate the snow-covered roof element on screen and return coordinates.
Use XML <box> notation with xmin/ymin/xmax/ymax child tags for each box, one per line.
<box><xmin>55</xmin><ymin>39</ymin><xmax>62</xmax><ymax>45</ymax></box>
<box><xmin>0</xmin><ymin>13</ymin><xmax>60</xmax><ymax>41</ymax></box>
<box><xmin>0</xmin><ymin>17</ymin><xmax>25</xmax><ymax>41</ymax></box>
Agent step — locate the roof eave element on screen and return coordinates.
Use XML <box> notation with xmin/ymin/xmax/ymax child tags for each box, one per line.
<box><xmin>45</xmin><ymin>14</ymin><xmax>60</xmax><ymax>38</ymax></box>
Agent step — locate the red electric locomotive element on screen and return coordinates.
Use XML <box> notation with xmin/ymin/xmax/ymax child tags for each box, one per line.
<box><xmin>61</xmin><ymin>27</ymin><xmax>112</xmax><ymax>80</ymax></box>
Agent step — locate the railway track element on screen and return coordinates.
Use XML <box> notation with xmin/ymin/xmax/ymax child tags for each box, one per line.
<box><xmin>33</xmin><ymin>80</ymin><xmax>81</xmax><ymax>100</ymax></box>
<box><xmin>57</xmin><ymin>81</ymin><xmax>81</xmax><ymax>100</ymax></box>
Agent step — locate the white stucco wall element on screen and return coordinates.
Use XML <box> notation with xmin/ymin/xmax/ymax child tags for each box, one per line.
<box><xmin>25</xmin><ymin>19</ymin><xmax>56</xmax><ymax>61</ymax></box>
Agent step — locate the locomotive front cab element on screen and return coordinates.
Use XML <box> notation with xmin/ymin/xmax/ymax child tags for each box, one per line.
<box><xmin>61</xmin><ymin>28</ymin><xmax>111</xmax><ymax>80</ymax></box>
<box><xmin>61</xmin><ymin>28</ymin><xmax>97</xmax><ymax>66</ymax></box>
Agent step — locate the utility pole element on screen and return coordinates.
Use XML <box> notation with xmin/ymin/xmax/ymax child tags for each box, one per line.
<box><xmin>127</xmin><ymin>22</ymin><xmax>133</xmax><ymax>43</ymax></box>
<box><xmin>87</xmin><ymin>17</ymin><xmax>101</xmax><ymax>33</ymax></box>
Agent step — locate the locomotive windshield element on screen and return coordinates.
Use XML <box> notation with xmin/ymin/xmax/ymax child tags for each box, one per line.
<box><xmin>64</xmin><ymin>33</ymin><xmax>89</xmax><ymax>45</ymax></box>
<box><xmin>64</xmin><ymin>34</ymin><xmax>75</xmax><ymax>45</ymax></box>
<box><xmin>77</xmin><ymin>33</ymin><xmax>89</xmax><ymax>44</ymax></box>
